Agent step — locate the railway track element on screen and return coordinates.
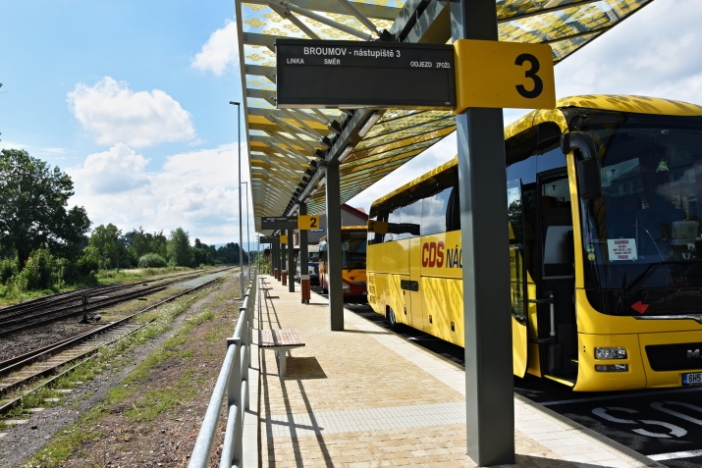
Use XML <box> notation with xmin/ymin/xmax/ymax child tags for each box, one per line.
<box><xmin>0</xmin><ymin>268</ymin><xmax>231</xmax><ymax>336</ymax></box>
<box><xmin>0</xmin><ymin>272</ymin><xmax>228</xmax><ymax>415</ymax></box>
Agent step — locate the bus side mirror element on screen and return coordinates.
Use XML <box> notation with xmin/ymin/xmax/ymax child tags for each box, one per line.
<box><xmin>576</xmin><ymin>159</ymin><xmax>602</xmax><ymax>200</ymax></box>
<box><xmin>561</xmin><ymin>132</ymin><xmax>602</xmax><ymax>200</ymax></box>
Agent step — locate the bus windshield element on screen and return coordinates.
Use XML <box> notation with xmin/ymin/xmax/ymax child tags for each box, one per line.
<box><xmin>580</xmin><ymin>112</ymin><xmax>702</xmax><ymax>316</ymax></box>
<box><xmin>342</xmin><ymin>230</ymin><xmax>367</xmax><ymax>270</ymax></box>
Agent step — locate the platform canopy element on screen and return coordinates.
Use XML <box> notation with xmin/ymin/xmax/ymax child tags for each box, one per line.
<box><xmin>234</xmin><ymin>0</ymin><xmax>655</xmax><ymax>233</ymax></box>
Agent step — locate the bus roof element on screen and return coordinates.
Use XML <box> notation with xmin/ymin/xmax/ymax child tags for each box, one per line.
<box><xmin>506</xmin><ymin>94</ymin><xmax>702</xmax><ymax>140</ymax></box>
<box><xmin>319</xmin><ymin>225</ymin><xmax>368</xmax><ymax>242</ymax></box>
<box><xmin>371</xmin><ymin>94</ymin><xmax>702</xmax><ymax>211</ymax></box>
<box><xmin>370</xmin><ymin>157</ymin><xmax>459</xmax><ymax>210</ymax></box>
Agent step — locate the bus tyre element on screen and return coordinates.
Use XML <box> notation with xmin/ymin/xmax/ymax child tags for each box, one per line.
<box><xmin>387</xmin><ymin>307</ymin><xmax>399</xmax><ymax>331</ymax></box>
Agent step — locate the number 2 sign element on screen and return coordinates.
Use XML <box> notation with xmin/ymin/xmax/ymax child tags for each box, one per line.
<box><xmin>453</xmin><ymin>39</ymin><xmax>555</xmax><ymax>112</ymax></box>
<box><xmin>298</xmin><ymin>215</ymin><xmax>321</xmax><ymax>231</ymax></box>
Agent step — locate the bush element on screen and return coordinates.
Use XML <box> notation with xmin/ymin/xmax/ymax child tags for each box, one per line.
<box><xmin>0</xmin><ymin>258</ymin><xmax>18</xmax><ymax>285</ymax></box>
<box><xmin>18</xmin><ymin>249</ymin><xmax>59</xmax><ymax>290</ymax></box>
<box><xmin>77</xmin><ymin>246</ymin><xmax>101</xmax><ymax>277</ymax></box>
<box><xmin>138</xmin><ymin>253</ymin><xmax>168</xmax><ymax>268</ymax></box>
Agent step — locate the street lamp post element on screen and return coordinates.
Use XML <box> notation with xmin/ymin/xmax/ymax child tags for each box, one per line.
<box><xmin>242</xmin><ymin>180</ymin><xmax>251</xmax><ymax>280</ymax></box>
<box><xmin>229</xmin><ymin>101</ymin><xmax>244</xmax><ymax>297</ymax></box>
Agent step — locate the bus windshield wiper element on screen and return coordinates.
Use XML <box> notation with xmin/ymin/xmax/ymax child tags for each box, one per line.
<box><xmin>623</xmin><ymin>262</ymin><xmax>675</xmax><ymax>299</ymax></box>
<box><xmin>623</xmin><ymin>260</ymin><xmax>702</xmax><ymax>299</ymax></box>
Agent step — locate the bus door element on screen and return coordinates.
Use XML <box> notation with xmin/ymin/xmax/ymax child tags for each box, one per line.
<box><xmin>407</xmin><ymin>237</ymin><xmax>423</xmax><ymax>331</ymax></box>
<box><xmin>536</xmin><ymin>172</ymin><xmax>577</xmax><ymax>381</ymax></box>
<box><xmin>508</xmin><ymin>179</ymin><xmax>529</xmax><ymax>377</ymax></box>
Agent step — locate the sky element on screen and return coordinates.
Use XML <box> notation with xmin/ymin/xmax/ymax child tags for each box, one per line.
<box><xmin>1</xmin><ymin>0</ymin><xmax>701</xmax><ymax>248</ymax></box>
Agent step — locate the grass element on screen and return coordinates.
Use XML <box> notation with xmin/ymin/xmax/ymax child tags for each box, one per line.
<box><xmin>18</xmin><ymin>279</ymin><xmax>241</xmax><ymax>468</ymax></box>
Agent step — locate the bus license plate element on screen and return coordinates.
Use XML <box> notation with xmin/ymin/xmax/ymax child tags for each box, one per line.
<box><xmin>683</xmin><ymin>373</ymin><xmax>702</xmax><ymax>385</ymax></box>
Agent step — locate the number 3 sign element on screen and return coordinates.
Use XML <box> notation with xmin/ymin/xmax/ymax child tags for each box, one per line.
<box><xmin>453</xmin><ymin>39</ymin><xmax>555</xmax><ymax>112</ymax></box>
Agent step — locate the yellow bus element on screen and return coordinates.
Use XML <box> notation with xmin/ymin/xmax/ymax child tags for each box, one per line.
<box><xmin>318</xmin><ymin>226</ymin><xmax>368</xmax><ymax>297</ymax></box>
<box><xmin>367</xmin><ymin>95</ymin><xmax>702</xmax><ymax>392</ymax></box>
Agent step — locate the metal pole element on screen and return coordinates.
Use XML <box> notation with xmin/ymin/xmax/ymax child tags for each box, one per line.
<box><xmin>230</xmin><ymin>101</ymin><xmax>245</xmax><ymax>297</ymax></box>
<box><xmin>299</xmin><ymin>202</ymin><xmax>310</xmax><ymax>304</ymax></box>
<box><xmin>287</xmin><ymin>228</ymin><xmax>295</xmax><ymax>293</ymax></box>
<box><xmin>325</xmin><ymin>161</ymin><xmax>344</xmax><ymax>331</ymax></box>
<box><xmin>451</xmin><ymin>1</ymin><xmax>515</xmax><ymax>465</ymax></box>
<box><xmin>242</xmin><ymin>181</ymin><xmax>251</xmax><ymax>280</ymax></box>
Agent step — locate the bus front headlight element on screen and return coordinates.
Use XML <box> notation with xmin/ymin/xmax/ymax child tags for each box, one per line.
<box><xmin>595</xmin><ymin>347</ymin><xmax>627</xmax><ymax>360</ymax></box>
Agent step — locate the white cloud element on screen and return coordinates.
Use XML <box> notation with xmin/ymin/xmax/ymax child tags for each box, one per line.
<box><xmin>67</xmin><ymin>77</ymin><xmax>196</xmax><ymax>148</ymax></box>
<box><xmin>69</xmin><ymin>143</ymin><xmax>253</xmax><ymax>245</ymax></box>
<box><xmin>554</xmin><ymin>0</ymin><xmax>702</xmax><ymax>103</ymax></box>
<box><xmin>1</xmin><ymin>140</ymin><xmax>31</xmax><ymax>152</ymax></box>
<box><xmin>69</xmin><ymin>143</ymin><xmax>150</xmax><ymax>195</ymax></box>
<box><xmin>191</xmin><ymin>20</ymin><xmax>239</xmax><ymax>76</ymax></box>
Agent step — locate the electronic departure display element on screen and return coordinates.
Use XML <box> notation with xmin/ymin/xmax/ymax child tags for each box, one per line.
<box><xmin>261</xmin><ymin>216</ymin><xmax>298</xmax><ymax>230</ymax></box>
<box><xmin>276</xmin><ymin>38</ymin><xmax>456</xmax><ymax>109</ymax></box>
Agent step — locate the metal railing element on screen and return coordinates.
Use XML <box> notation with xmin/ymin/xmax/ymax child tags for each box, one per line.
<box><xmin>189</xmin><ymin>271</ymin><xmax>257</xmax><ymax>468</ymax></box>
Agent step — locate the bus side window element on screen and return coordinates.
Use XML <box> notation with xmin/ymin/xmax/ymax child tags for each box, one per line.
<box><xmin>386</xmin><ymin>206</ymin><xmax>402</xmax><ymax>242</ymax></box>
<box><xmin>421</xmin><ymin>185</ymin><xmax>453</xmax><ymax>235</ymax></box>
<box><xmin>368</xmin><ymin>213</ymin><xmax>387</xmax><ymax>245</ymax></box>
<box><xmin>446</xmin><ymin>185</ymin><xmax>460</xmax><ymax>231</ymax></box>
<box><xmin>399</xmin><ymin>199</ymin><xmax>421</xmax><ymax>239</ymax></box>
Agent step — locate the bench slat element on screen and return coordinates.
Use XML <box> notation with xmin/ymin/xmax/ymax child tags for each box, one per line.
<box><xmin>260</xmin><ymin>329</ymin><xmax>305</xmax><ymax>348</ymax></box>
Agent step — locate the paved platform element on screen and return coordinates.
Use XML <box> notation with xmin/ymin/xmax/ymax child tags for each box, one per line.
<box><xmin>249</xmin><ymin>275</ymin><xmax>662</xmax><ymax>468</ymax></box>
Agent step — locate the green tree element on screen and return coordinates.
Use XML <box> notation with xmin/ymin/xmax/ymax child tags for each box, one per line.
<box><xmin>124</xmin><ymin>226</ymin><xmax>151</xmax><ymax>259</ymax></box>
<box><xmin>192</xmin><ymin>238</ymin><xmax>214</xmax><ymax>266</ymax></box>
<box><xmin>167</xmin><ymin>227</ymin><xmax>193</xmax><ymax>267</ymax></box>
<box><xmin>215</xmin><ymin>242</ymin><xmax>242</xmax><ymax>265</ymax></box>
<box><xmin>89</xmin><ymin>223</ymin><xmax>126</xmax><ymax>269</ymax></box>
<box><xmin>150</xmin><ymin>230</ymin><xmax>169</xmax><ymax>260</ymax></box>
<box><xmin>0</xmin><ymin>149</ymin><xmax>91</xmax><ymax>269</ymax></box>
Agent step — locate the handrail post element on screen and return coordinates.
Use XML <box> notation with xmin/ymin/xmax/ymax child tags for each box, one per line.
<box><xmin>228</xmin><ymin>341</ymin><xmax>242</xmax><ymax>408</ymax></box>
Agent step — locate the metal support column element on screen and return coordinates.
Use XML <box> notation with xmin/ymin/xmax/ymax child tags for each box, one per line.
<box><xmin>279</xmin><ymin>234</ymin><xmax>286</xmax><ymax>283</ymax></box>
<box><xmin>299</xmin><ymin>202</ymin><xmax>310</xmax><ymax>303</ymax></box>
<box><xmin>325</xmin><ymin>161</ymin><xmax>344</xmax><ymax>331</ymax></box>
<box><xmin>287</xmin><ymin>228</ymin><xmax>295</xmax><ymax>292</ymax></box>
<box><xmin>272</xmin><ymin>237</ymin><xmax>279</xmax><ymax>279</ymax></box>
<box><xmin>452</xmin><ymin>0</ymin><xmax>515</xmax><ymax>465</ymax></box>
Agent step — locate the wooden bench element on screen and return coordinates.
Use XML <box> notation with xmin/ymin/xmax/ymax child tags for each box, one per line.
<box><xmin>259</xmin><ymin>329</ymin><xmax>305</xmax><ymax>377</ymax></box>
<box><xmin>259</xmin><ymin>277</ymin><xmax>279</xmax><ymax>300</ymax></box>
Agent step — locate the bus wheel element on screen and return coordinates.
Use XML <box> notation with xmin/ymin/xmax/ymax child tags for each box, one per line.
<box><xmin>387</xmin><ymin>307</ymin><xmax>399</xmax><ymax>331</ymax></box>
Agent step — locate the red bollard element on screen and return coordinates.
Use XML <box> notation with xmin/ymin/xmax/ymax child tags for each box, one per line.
<box><xmin>301</xmin><ymin>275</ymin><xmax>311</xmax><ymax>304</ymax></box>
<box><xmin>273</xmin><ymin>268</ymin><xmax>278</xmax><ymax>280</ymax></box>
<box><xmin>282</xmin><ymin>271</ymin><xmax>287</xmax><ymax>286</ymax></box>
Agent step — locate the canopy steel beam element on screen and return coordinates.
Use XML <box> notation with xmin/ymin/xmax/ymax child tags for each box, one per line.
<box><xmin>498</xmin><ymin>0</ymin><xmax>601</xmax><ymax>22</ymax></box>
<box><xmin>242</xmin><ymin>32</ymin><xmax>277</xmax><ymax>50</ymax></box>
<box><xmin>268</xmin><ymin>3</ymin><xmax>321</xmax><ymax>40</ymax></box>
<box><xmin>336</xmin><ymin>0</ymin><xmax>382</xmax><ymax>36</ymax></box>
<box><xmin>246</xmin><ymin>88</ymin><xmax>277</xmax><ymax>106</ymax></box>
<box><xmin>270</xmin><ymin>130</ymin><xmax>318</xmax><ymax>154</ymax></box>
<box><xmin>246</xmin><ymin>0</ymin><xmax>400</xmax><ymax>21</ymax></box>
<box><xmin>244</xmin><ymin>64</ymin><xmax>276</xmax><ymax>83</ymax></box>
<box><xmin>265</xmin><ymin>0</ymin><xmax>375</xmax><ymax>40</ymax></box>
